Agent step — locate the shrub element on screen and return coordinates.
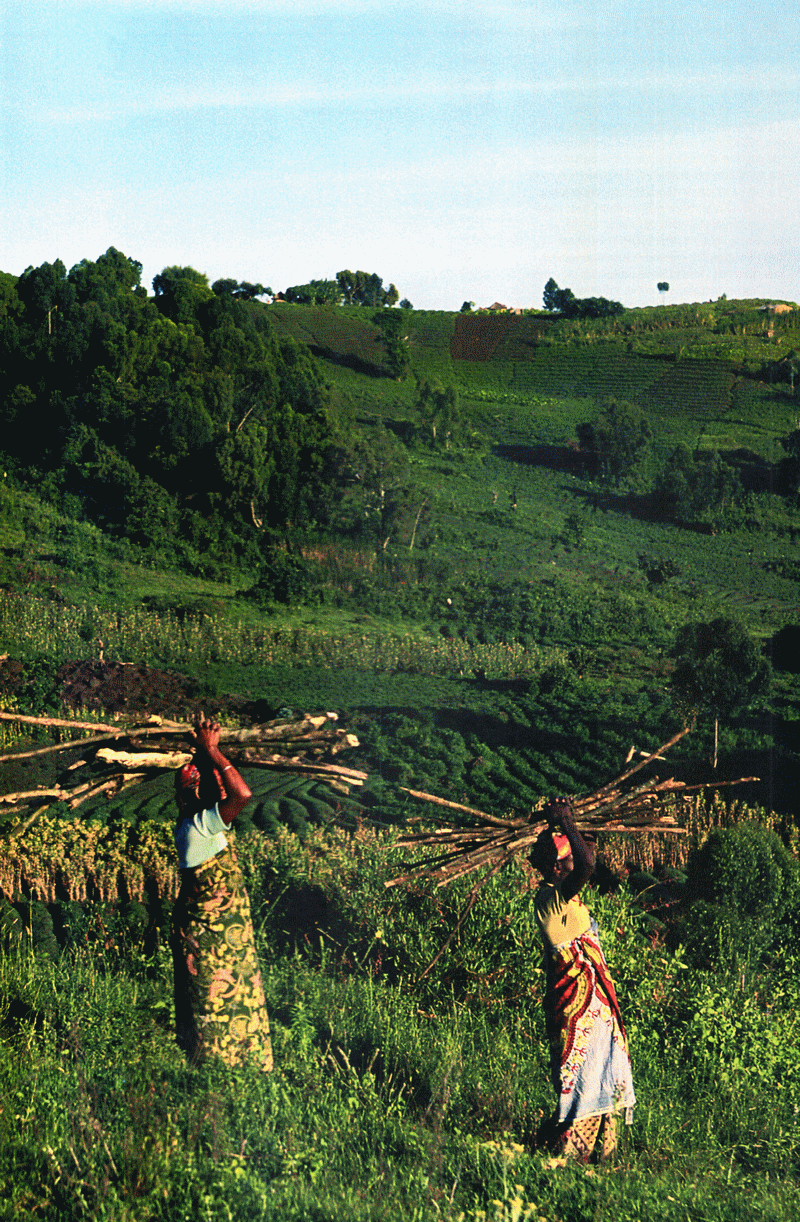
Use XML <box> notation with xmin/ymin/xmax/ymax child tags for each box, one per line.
<box><xmin>246</xmin><ymin>544</ymin><xmax>319</xmax><ymax>607</ymax></box>
<box><xmin>681</xmin><ymin>823</ymin><xmax>800</xmax><ymax>967</ymax></box>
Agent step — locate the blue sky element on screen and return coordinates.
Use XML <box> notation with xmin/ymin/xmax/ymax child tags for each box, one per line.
<box><xmin>2</xmin><ymin>0</ymin><xmax>797</xmax><ymax>310</ymax></box>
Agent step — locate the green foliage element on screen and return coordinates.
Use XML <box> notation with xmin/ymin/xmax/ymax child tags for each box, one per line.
<box><xmin>152</xmin><ymin>263</ymin><xmax>214</xmax><ymax>322</ymax></box>
<box><xmin>687</xmin><ymin>823</ymin><xmax>799</xmax><ymax>919</ymax></box>
<box><xmin>542</xmin><ymin>277</ymin><xmax>624</xmax><ymax>319</ymax></box>
<box><xmin>245</xmin><ymin>540</ymin><xmax>319</xmax><ymax>608</ymax></box>
<box><xmin>414</xmin><ymin>380</ymin><xmax>461</xmax><ymax>450</ymax></box>
<box><xmin>637</xmin><ymin>553</ymin><xmax>681</xmax><ymax>586</ymax></box>
<box><xmin>13</xmin><ymin>656</ymin><xmax>61</xmax><ymax>714</ymax></box>
<box><xmin>560</xmin><ymin>512</ymin><xmax>588</xmax><ymax>551</ymax></box>
<box><xmin>2</xmin><ymin>828</ymin><xmax>800</xmax><ymax>1220</ymax></box>
<box><xmin>2</xmin><ymin>248</ymin><xmax>337</xmax><ymax>574</ymax></box>
<box><xmin>322</xmin><ymin>424</ymin><xmax>411</xmax><ymax>551</ymax></box>
<box><xmin>653</xmin><ymin>444</ymin><xmax>743</xmax><ymax>528</ymax></box>
<box><xmin>335</xmin><ymin>269</ymin><xmax>400</xmax><ymax>308</ymax></box>
<box><xmin>670</xmin><ymin>617</ymin><xmax>771</xmax><ymax>723</ymax></box>
<box><xmin>212</xmin><ymin>278</ymin><xmax>271</xmax><ymax>300</ymax></box>
<box><xmin>372</xmin><ymin>308</ymin><xmax>410</xmax><ymax>379</ymax></box>
<box><xmin>2</xmin><ymin>280</ymin><xmax>800</xmax><ymax>825</ymax></box>
<box><xmin>578</xmin><ymin>397</ymin><xmax>652</xmax><ymax>486</ymax></box>
<box><xmin>283</xmin><ymin>279</ymin><xmax>342</xmax><ymax>306</ymax></box>
<box><xmin>681</xmin><ymin>823</ymin><xmax>800</xmax><ymax>967</ymax></box>
<box><xmin>780</xmin><ymin>426</ymin><xmax>800</xmax><ymax>496</ymax></box>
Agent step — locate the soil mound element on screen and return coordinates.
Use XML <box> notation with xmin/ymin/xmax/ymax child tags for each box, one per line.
<box><xmin>0</xmin><ymin>659</ymin><xmax>260</xmax><ymax>723</ymax></box>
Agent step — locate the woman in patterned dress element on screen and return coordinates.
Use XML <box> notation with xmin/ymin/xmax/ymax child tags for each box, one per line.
<box><xmin>170</xmin><ymin>720</ymin><xmax>273</xmax><ymax>1070</ymax></box>
<box><xmin>531</xmin><ymin>798</ymin><xmax>634</xmax><ymax>1162</ymax></box>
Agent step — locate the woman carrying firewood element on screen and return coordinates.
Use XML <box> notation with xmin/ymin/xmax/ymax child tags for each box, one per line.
<box><xmin>531</xmin><ymin>798</ymin><xmax>634</xmax><ymax>1163</ymax></box>
<box><xmin>171</xmin><ymin>720</ymin><xmax>273</xmax><ymax>1070</ymax></box>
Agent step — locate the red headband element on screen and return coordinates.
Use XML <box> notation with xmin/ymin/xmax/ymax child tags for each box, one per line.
<box><xmin>552</xmin><ymin>833</ymin><xmax>571</xmax><ymax>860</ymax></box>
<box><xmin>176</xmin><ymin>762</ymin><xmax>201</xmax><ymax>791</ymax></box>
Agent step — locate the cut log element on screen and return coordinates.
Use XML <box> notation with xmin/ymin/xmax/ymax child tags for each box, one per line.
<box><xmin>95</xmin><ymin>747</ymin><xmax>192</xmax><ymax>769</ymax></box>
<box><xmin>0</xmin><ymin>788</ymin><xmax>66</xmax><ymax>804</ymax></box>
<box><xmin>68</xmin><ymin>775</ymin><xmax>126</xmax><ymax>809</ymax></box>
<box><xmin>399</xmin><ymin>788</ymin><xmax>518</xmax><ymax>828</ymax></box>
<box><xmin>0</xmin><ymin>711</ymin><xmax>119</xmax><ymax>732</ymax></box>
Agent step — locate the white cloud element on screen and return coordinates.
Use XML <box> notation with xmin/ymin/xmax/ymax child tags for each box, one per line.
<box><xmin>35</xmin><ymin>67</ymin><xmax>796</xmax><ymax>129</ymax></box>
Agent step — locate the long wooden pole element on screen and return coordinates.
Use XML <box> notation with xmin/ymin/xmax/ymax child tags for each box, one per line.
<box><xmin>399</xmin><ymin>788</ymin><xmax>518</xmax><ymax>828</ymax></box>
<box><xmin>0</xmin><ymin>711</ymin><xmax>119</xmax><ymax>732</ymax></box>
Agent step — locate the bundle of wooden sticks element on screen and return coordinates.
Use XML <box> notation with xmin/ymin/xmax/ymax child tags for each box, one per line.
<box><xmin>0</xmin><ymin>710</ymin><xmax>366</xmax><ymax>822</ymax></box>
<box><xmin>385</xmin><ymin>727</ymin><xmax>759</xmax><ymax>892</ymax></box>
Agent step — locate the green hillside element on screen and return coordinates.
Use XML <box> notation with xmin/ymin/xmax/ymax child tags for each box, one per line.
<box><xmin>3</xmin><ymin>267</ymin><xmax>800</xmax><ymax>1221</ymax></box>
<box><xmin>1</xmin><ymin>261</ymin><xmax>799</xmax><ymax>820</ymax></box>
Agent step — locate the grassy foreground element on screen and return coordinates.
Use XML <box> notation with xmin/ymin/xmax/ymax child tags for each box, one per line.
<box><xmin>2</xmin><ymin>826</ymin><xmax>799</xmax><ymax>1222</ymax></box>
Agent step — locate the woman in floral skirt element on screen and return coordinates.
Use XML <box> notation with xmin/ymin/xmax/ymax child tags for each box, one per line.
<box><xmin>171</xmin><ymin>720</ymin><xmax>272</xmax><ymax>1070</ymax></box>
<box><xmin>531</xmin><ymin>798</ymin><xmax>634</xmax><ymax>1162</ymax></box>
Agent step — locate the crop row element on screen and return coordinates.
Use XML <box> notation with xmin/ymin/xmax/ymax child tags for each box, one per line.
<box><xmin>0</xmin><ymin>791</ymin><xmax>784</xmax><ymax>910</ymax></box>
<box><xmin>0</xmin><ymin>592</ymin><xmax>563</xmax><ymax>678</ymax></box>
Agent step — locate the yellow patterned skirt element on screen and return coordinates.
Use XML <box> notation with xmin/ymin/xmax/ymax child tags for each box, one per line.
<box><xmin>170</xmin><ymin>843</ymin><xmax>273</xmax><ymax>1070</ymax></box>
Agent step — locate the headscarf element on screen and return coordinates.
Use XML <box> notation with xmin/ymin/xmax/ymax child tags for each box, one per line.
<box><xmin>175</xmin><ymin>761</ymin><xmax>201</xmax><ymax>793</ymax></box>
<box><xmin>552</xmin><ymin>832</ymin><xmax>571</xmax><ymax>860</ymax></box>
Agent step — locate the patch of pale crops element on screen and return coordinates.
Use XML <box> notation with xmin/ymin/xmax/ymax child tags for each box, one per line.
<box><xmin>0</xmin><ymin>593</ymin><xmax>563</xmax><ymax>679</ymax></box>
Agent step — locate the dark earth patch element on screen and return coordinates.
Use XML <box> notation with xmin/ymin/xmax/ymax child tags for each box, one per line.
<box><xmin>0</xmin><ymin>658</ymin><xmax>261</xmax><ymax>723</ymax></box>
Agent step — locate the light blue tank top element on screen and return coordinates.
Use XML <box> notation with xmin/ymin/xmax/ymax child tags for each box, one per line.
<box><xmin>174</xmin><ymin>804</ymin><xmax>228</xmax><ymax>869</ymax></box>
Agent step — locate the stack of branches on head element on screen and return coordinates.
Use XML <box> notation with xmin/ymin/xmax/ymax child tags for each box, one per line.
<box><xmin>386</xmin><ymin>725</ymin><xmax>760</xmax><ymax>899</ymax></box>
<box><xmin>0</xmin><ymin>709</ymin><xmax>366</xmax><ymax>826</ymax></box>
<box><xmin>384</xmin><ymin>726</ymin><xmax>758</xmax><ymax>979</ymax></box>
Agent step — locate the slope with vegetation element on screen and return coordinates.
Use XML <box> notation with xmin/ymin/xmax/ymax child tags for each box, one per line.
<box><xmin>2</xmin><ymin>253</ymin><xmax>799</xmax><ymax>813</ymax></box>
<box><xmin>2</xmin><ymin>251</ymin><xmax>800</xmax><ymax>1219</ymax></box>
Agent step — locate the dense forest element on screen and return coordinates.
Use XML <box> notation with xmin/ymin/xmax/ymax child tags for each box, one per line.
<box><xmin>0</xmin><ymin>251</ymin><xmax>345</xmax><ymax>576</ymax></box>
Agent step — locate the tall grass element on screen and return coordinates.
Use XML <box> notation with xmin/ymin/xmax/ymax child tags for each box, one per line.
<box><xmin>1</xmin><ymin>826</ymin><xmax>799</xmax><ymax>1221</ymax></box>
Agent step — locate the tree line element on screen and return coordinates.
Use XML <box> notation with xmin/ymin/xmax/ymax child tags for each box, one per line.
<box><xmin>543</xmin><ymin>277</ymin><xmax>624</xmax><ymax>320</ymax></box>
<box><xmin>0</xmin><ymin>249</ymin><xmax>454</xmax><ymax>582</ymax></box>
<box><xmin>282</xmin><ymin>269</ymin><xmax>404</xmax><ymax>308</ymax></box>
<box><xmin>0</xmin><ymin>251</ymin><xmax>343</xmax><ymax>574</ymax></box>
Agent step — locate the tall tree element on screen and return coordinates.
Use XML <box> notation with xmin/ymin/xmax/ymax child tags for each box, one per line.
<box><xmin>670</xmin><ymin>618</ymin><xmax>771</xmax><ymax>767</ymax></box>
<box><xmin>372</xmin><ymin>309</ymin><xmax>409</xmax><ymax>379</ymax></box>
<box><xmin>212</xmin><ymin>279</ymin><xmax>271</xmax><ymax>300</ymax></box>
<box><xmin>283</xmin><ymin>279</ymin><xmax>341</xmax><ymax>305</ymax></box>
<box><xmin>336</xmin><ymin>269</ymin><xmax>399</xmax><ymax>307</ymax></box>
<box><xmin>415</xmin><ymin>381</ymin><xmax>460</xmax><ymax>450</ymax></box>
<box><xmin>543</xmin><ymin>278</ymin><xmax>622</xmax><ymax>318</ymax></box>
<box><xmin>654</xmin><ymin>445</ymin><xmax>742</xmax><ymax>527</ymax></box>
<box><xmin>577</xmin><ymin>398</ymin><xmax>652</xmax><ymax>486</ymax></box>
<box><xmin>323</xmin><ymin>425</ymin><xmax>410</xmax><ymax>554</ymax></box>
<box><xmin>153</xmin><ymin>266</ymin><xmax>214</xmax><ymax>323</ymax></box>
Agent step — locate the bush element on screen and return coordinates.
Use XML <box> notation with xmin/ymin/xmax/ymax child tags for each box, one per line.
<box><xmin>246</xmin><ymin>544</ymin><xmax>319</xmax><ymax>607</ymax></box>
<box><xmin>681</xmin><ymin>823</ymin><xmax>800</xmax><ymax>967</ymax></box>
<box><xmin>0</xmin><ymin>899</ymin><xmax>61</xmax><ymax>961</ymax></box>
<box><xmin>688</xmin><ymin>823</ymin><xmax>798</xmax><ymax>917</ymax></box>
